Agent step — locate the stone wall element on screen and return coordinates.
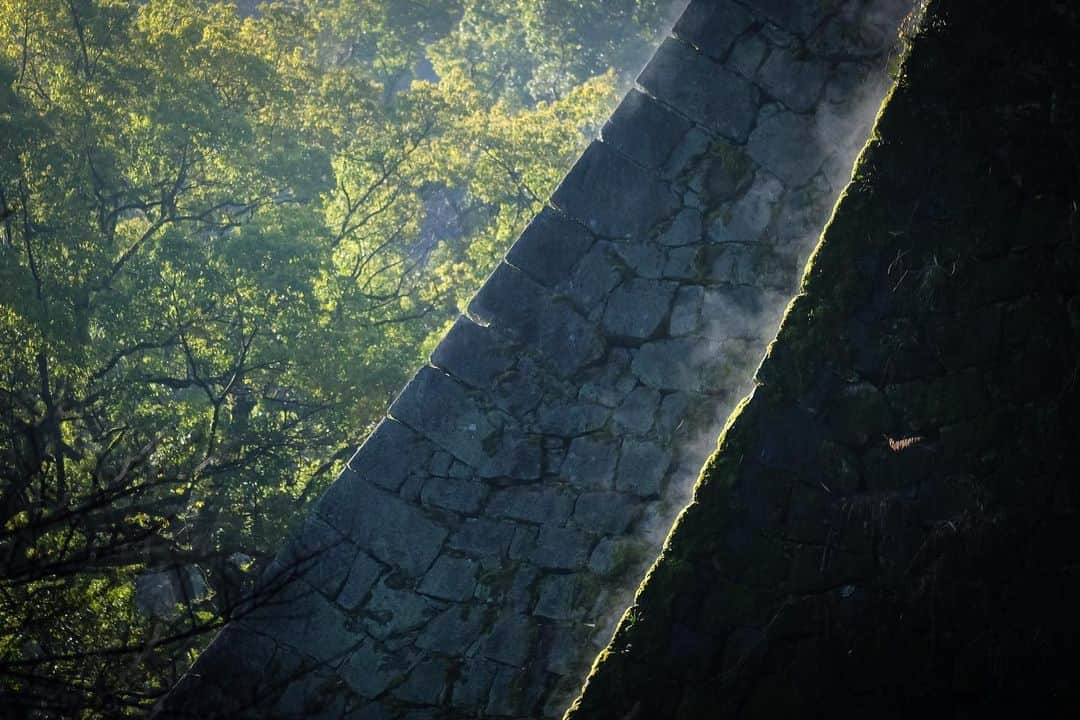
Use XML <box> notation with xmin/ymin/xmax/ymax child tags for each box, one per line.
<box><xmin>564</xmin><ymin>0</ymin><xmax>1080</xmax><ymax>716</ymax></box>
<box><xmin>158</xmin><ymin>1</ymin><xmax>914</xmax><ymax>717</ymax></box>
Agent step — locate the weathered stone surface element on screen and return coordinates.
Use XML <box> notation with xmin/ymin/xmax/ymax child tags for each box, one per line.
<box><xmin>506</xmin><ymin>206</ymin><xmax>595</xmax><ymax>288</ymax></box>
<box><xmin>419</xmin><ymin>476</ymin><xmax>487</xmax><ymax>514</ymax></box>
<box><xmin>365</xmin><ymin>578</ymin><xmax>439</xmax><ymax>639</ymax></box>
<box><xmin>659</xmin><ymin>207</ymin><xmax>703</xmax><ymax>247</ymax></box>
<box><xmin>487</xmin><ymin>486</ymin><xmax>575</xmax><ymax>525</ymax></box>
<box><xmin>419</xmin><ymin>556</ymin><xmax>479</xmax><ymax>602</ymax></box>
<box><xmin>340</xmin><ymin>418</ymin><xmax>430</xmax><ymax>493</ymax></box>
<box><xmin>482</xmin><ymin>613</ymin><xmax>535</xmax><ymax>667</ymax></box>
<box><xmin>531</xmin><ymin>525</ymin><xmax>593</xmax><ymax>569</ymax></box>
<box><xmin>556</xmin><ymin>242</ymin><xmax>623</xmax><ymax>313</ymax></box>
<box><xmin>393</xmin><ymin>658</ymin><xmax>450</xmax><ymax>704</ymax></box>
<box><xmin>337</xmin><ymin>551</ymin><xmax>384</xmax><ymax>611</ymax></box>
<box><xmin>616</xmin><ymin>440</ymin><xmax>672</xmax><ymax>497</ymax></box>
<box><xmin>601</xmin><ymin>279</ymin><xmax>677</xmax><ymax>340</ymax></box>
<box><xmin>614</xmin><ymin>385</ymin><xmax>661</xmax><ymax>434</ymax></box>
<box><xmin>534</xmin><ymin>574</ymin><xmax>577</xmax><ymax>620</ymax></box>
<box><xmin>451</xmin><ymin>659</ymin><xmax>499</xmax><ymax>710</ymax></box>
<box><xmin>708</xmin><ymin>170</ymin><xmax>785</xmax><ymax>244</ymax></box>
<box><xmin>390</xmin><ymin>365</ymin><xmax>541</xmax><ymax>479</ymax></box>
<box><xmin>430</xmin><ymin>316</ymin><xmax>516</xmax><ymax>389</ymax></box>
<box><xmin>729</xmin><ymin>32</ymin><xmax>769</xmax><ymax>77</ymax></box>
<box><xmin>669</xmin><ymin>286</ymin><xmax>704</xmax><ymax>336</ymax></box>
<box><xmin>749</xmin><ymin>0</ymin><xmax>835</xmax><ymax>37</ymax></box>
<box><xmin>572</xmin><ymin>491</ymin><xmax>641</xmax><ymax>535</ymax></box>
<box><xmin>632</xmin><ymin>337</ymin><xmax>709</xmax><ymax>392</ymax></box>
<box><xmin>673</xmin><ymin>0</ymin><xmax>756</xmax><ymax>61</ymax></box>
<box><xmin>755</xmin><ymin>47</ymin><xmax>829</xmax><ymax>112</ymax></box>
<box><xmin>563</xmin><ymin>435</ymin><xmax>619</xmax><ymax>490</ymax></box>
<box><xmin>747</xmin><ymin>110</ymin><xmax>823</xmax><ymax>186</ymax></box>
<box><xmin>416</xmin><ymin>604</ymin><xmax>487</xmax><ymax>654</ymax></box>
<box><xmin>551</xmin><ymin>141</ymin><xmax>680</xmax><ymax>239</ymax></box>
<box><xmin>469</xmin><ymin>262</ymin><xmax>605</xmax><ymax>377</ymax></box>
<box><xmin>317</xmin><ymin>475</ymin><xmax>447</xmax><ymax>578</ymax></box>
<box><xmin>340</xmin><ymin>637</ymin><xmax>408</xmax><ymax>699</ymax></box>
<box><xmin>534</xmin><ymin>400</ymin><xmax>609</xmax><ymax>436</ymax></box>
<box><xmin>639</xmin><ymin>38</ymin><xmax>760</xmax><ymax>142</ymax></box>
<box><xmin>602</xmin><ymin>89</ymin><xmax>693</xmax><ymax>171</ymax></box>
<box><xmin>447</xmin><ymin>518</ymin><xmax>514</xmax><ymax>560</ymax></box>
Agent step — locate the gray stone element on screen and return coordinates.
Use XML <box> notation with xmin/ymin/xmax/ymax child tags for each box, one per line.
<box><xmin>601</xmin><ymin>278</ymin><xmax>677</xmax><ymax>340</ymax></box>
<box><xmin>450</xmin><ymin>659</ymin><xmax>498</xmax><ymax>710</ymax></box>
<box><xmin>577</xmin><ymin>349</ymin><xmax>635</xmax><ymax>408</ymax></box>
<box><xmin>747</xmin><ymin>111</ymin><xmax>823</xmax><ymax>186</ymax></box>
<box><xmin>602</xmin><ymin>89</ymin><xmax>693</xmax><ymax>171</ymax></box>
<box><xmin>420</xmin><ymin>476</ymin><xmax>487</xmax><ymax>514</ymax></box>
<box><xmin>708</xmin><ymin>171</ymin><xmax>785</xmax><ymax>244</ymax></box>
<box><xmin>662</xmin><ymin>126</ymin><xmax>713</xmax><ymax>179</ymax></box>
<box><xmin>340</xmin><ymin>637</ymin><xmax>408</xmax><ymax>699</ymax></box>
<box><xmin>419</xmin><ymin>556</ymin><xmax>479</xmax><ymax>602</ymax></box>
<box><xmin>429</xmin><ymin>451</ymin><xmax>453</xmax><ymax>477</ymax></box>
<box><xmin>531</xmin><ymin>526</ymin><xmax>592</xmax><ymax>570</ymax></box>
<box><xmin>632</xmin><ymin>338</ymin><xmax>708</xmax><ymax>392</ymax></box>
<box><xmin>616</xmin><ymin>440</ymin><xmax>672</xmax><ymax>497</ymax></box>
<box><xmin>669</xmin><ymin>286</ymin><xmax>704</xmax><ymax>336</ymax></box>
<box><xmin>614</xmin><ymin>386</ymin><xmax>660</xmax><ymax>434</ymax></box>
<box><xmin>663</xmin><ymin>246</ymin><xmax>701</xmax><ymax>280</ymax></box>
<box><xmin>485</xmin><ymin>667</ymin><xmax>528</xmax><ymax>716</ymax></box>
<box><xmin>317</xmin><ymin>475</ymin><xmax>447</xmax><ymax>579</ymax></box>
<box><xmin>282</xmin><ymin>517</ymin><xmax>355</xmax><ymax>600</ymax></box>
<box><xmin>709</xmin><ymin>242</ymin><xmax>775</xmax><ymax>285</ymax></box>
<box><xmin>508</xmin><ymin>564</ymin><xmax>540</xmax><ymax>611</ymax></box>
<box><xmin>447</xmin><ymin>518</ymin><xmax>514</xmax><ymax>559</ymax></box>
<box><xmin>469</xmin><ymin>262</ymin><xmax>606</xmax><ymax>377</ymax></box>
<box><xmin>609</xmin><ymin>241</ymin><xmax>665</xmax><ymax>280</ymax></box>
<box><xmin>810</xmin><ymin>1</ymin><xmax>896</xmax><ymax>58</ymax></box>
<box><xmin>572</xmin><ymin>491</ymin><xmax>640</xmax><ymax>535</ymax></box>
<box><xmin>534</xmin><ymin>574</ymin><xmax>577</xmax><ymax>620</ymax></box>
<box><xmin>755</xmin><ymin>47</ymin><xmax>829</xmax><ymax>112</ymax></box>
<box><xmin>392</xmin><ymin>658</ymin><xmax>449</xmax><ymax>704</ymax></box>
<box><xmin>562</xmin><ymin>435</ymin><xmax>619</xmax><ymax>490</ymax></box>
<box><xmin>551</xmin><ymin>141</ymin><xmax>680</xmax><ymax>239</ymax></box>
<box><xmin>508</xmin><ymin>526</ymin><xmax>539</xmax><ymax>561</ymax></box>
<box><xmin>701</xmin><ymin>140</ymin><xmax>755</xmax><ymax>203</ymax></box>
<box><xmin>659</xmin><ymin>208</ymin><xmax>703</xmax><ymax>247</ymax></box>
<box><xmin>639</xmin><ymin>38</ymin><xmax>760</xmax><ymax>142</ymax></box>
<box><xmin>673</xmin><ymin>0</ymin><xmax>756</xmax><ymax>61</ymax></box>
<box><xmin>416</xmin><ymin>603</ymin><xmax>487</xmax><ymax>654</ymax></box>
<box><xmin>750</xmin><ymin>0</ymin><xmax>837</xmax><ymax>37</ymax></box>
<box><xmin>340</xmin><ymin>419</ymin><xmax>430</xmax><ymax>493</ymax></box>
<box><xmin>364</xmin><ymin>577</ymin><xmax>439</xmax><ymax>639</ymax></box>
<box><xmin>729</xmin><ymin>33</ymin><xmax>770</xmax><ymax>77</ymax></box>
<box><xmin>505</xmin><ymin>206</ymin><xmax>594</xmax><ymax>288</ymax></box>
<box><xmin>545</xmin><ymin>625</ymin><xmax>587</xmax><ymax>676</ymax></box>
<box><xmin>390</xmin><ymin>365</ymin><xmax>540</xmax><ymax>479</ymax></box>
<box><xmin>431</xmin><ymin>316</ymin><xmax>517</xmax><ymax>389</ymax></box>
<box><xmin>268</xmin><ymin>589</ymin><xmax>358</xmax><ymax>660</ymax></box>
<box><xmin>337</xmin><ymin>552</ymin><xmax>383</xmax><ymax>611</ymax></box>
<box><xmin>487</xmin><ymin>486</ymin><xmax>574</xmax><ymax>525</ymax></box>
<box><xmin>656</xmin><ymin>392</ymin><xmax>693</xmax><ymax>440</ymax></box>
<box><xmin>534</xmin><ymin>400</ymin><xmax>610</xmax><ymax>436</ymax></box>
<box><xmin>556</xmin><ymin>242</ymin><xmax>623</xmax><ymax>313</ymax></box>
<box><xmin>701</xmin><ymin>286</ymin><xmax>785</xmax><ymax>341</ymax></box>
<box><xmin>482</xmin><ymin>613</ymin><xmax>535</xmax><ymax>666</ymax></box>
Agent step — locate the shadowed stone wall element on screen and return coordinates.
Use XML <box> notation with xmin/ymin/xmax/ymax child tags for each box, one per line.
<box><xmin>565</xmin><ymin>1</ymin><xmax>1080</xmax><ymax>716</ymax></box>
<box><xmin>159</xmin><ymin>1</ymin><xmax>913</xmax><ymax>717</ymax></box>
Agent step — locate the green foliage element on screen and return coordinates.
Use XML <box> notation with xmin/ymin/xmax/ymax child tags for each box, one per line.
<box><xmin>0</xmin><ymin>0</ymin><xmax>667</xmax><ymax>714</ymax></box>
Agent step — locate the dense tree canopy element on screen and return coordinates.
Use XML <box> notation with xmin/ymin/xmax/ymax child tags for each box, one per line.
<box><xmin>0</xmin><ymin>0</ymin><xmax>670</xmax><ymax>715</ymax></box>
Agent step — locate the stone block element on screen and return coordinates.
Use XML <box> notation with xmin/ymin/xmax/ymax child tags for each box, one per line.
<box><xmin>659</xmin><ymin>207</ymin><xmax>704</xmax><ymax>247</ymax></box>
<box><xmin>616</xmin><ymin>440</ymin><xmax>672</xmax><ymax>497</ymax></box>
<box><xmin>673</xmin><ymin>0</ymin><xmax>756</xmax><ymax>60</ymax></box>
<box><xmin>754</xmin><ymin>47</ymin><xmax>829</xmax><ymax>113</ymax></box>
<box><xmin>390</xmin><ymin>365</ymin><xmax>540</xmax><ymax>479</ymax></box>
<box><xmin>572</xmin><ymin>491</ymin><xmax>641</xmax><ymax>535</ymax></box>
<box><xmin>639</xmin><ymin>38</ymin><xmax>760</xmax><ymax>142</ymax></box>
<box><xmin>614</xmin><ymin>385</ymin><xmax>661</xmax><ymax>434</ymax></box>
<box><xmin>364</xmin><ymin>577</ymin><xmax>439</xmax><ymax>639</ymax></box>
<box><xmin>448</xmin><ymin>518</ymin><xmax>515</xmax><ymax>559</ymax></box>
<box><xmin>416</xmin><ymin>603</ymin><xmax>487</xmax><ymax>654</ymax></box>
<box><xmin>340</xmin><ymin>637</ymin><xmax>409</xmax><ymax>699</ymax></box>
<box><xmin>392</xmin><ymin>658</ymin><xmax>450</xmax><ymax>705</ymax></box>
<box><xmin>747</xmin><ymin>111</ymin><xmax>823</xmax><ymax>186</ymax></box>
<box><xmin>451</xmin><ymin>658</ymin><xmax>499</xmax><ymax>710</ymax></box>
<box><xmin>534</xmin><ymin>574</ymin><xmax>577</xmax><ymax>620</ymax></box>
<box><xmin>531</xmin><ymin>526</ymin><xmax>592</xmax><ymax>570</ymax></box>
<box><xmin>505</xmin><ymin>206</ymin><xmax>595</xmax><ymax>287</ymax></box>
<box><xmin>563</xmin><ymin>435</ymin><xmax>619</xmax><ymax>490</ymax></box>
<box><xmin>340</xmin><ymin>418</ymin><xmax>430</xmax><ymax>493</ymax></box>
<box><xmin>420</xmin><ymin>476</ymin><xmax>488</xmax><ymax>514</ymax></box>
<box><xmin>431</xmin><ymin>316</ymin><xmax>517</xmax><ymax>389</ymax></box>
<box><xmin>669</xmin><ymin>286</ymin><xmax>705</xmax><ymax>336</ymax></box>
<box><xmin>551</xmin><ymin>141</ymin><xmax>680</xmax><ymax>239</ymax></box>
<box><xmin>419</xmin><ymin>555</ymin><xmax>479</xmax><ymax>602</ymax></box>
<box><xmin>337</xmin><ymin>551</ymin><xmax>383</xmax><ymax>611</ymax></box>
<box><xmin>601</xmin><ymin>278</ymin><xmax>677</xmax><ymax>340</ymax></box>
<box><xmin>602</xmin><ymin>89</ymin><xmax>694</xmax><ymax>171</ymax></box>
<box><xmin>317</xmin><ymin>476</ymin><xmax>447</xmax><ymax>579</ymax></box>
<box><xmin>469</xmin><ymin>262</ymin><xmax>606</xmax><ymax>377</ymax></box>
<box><xmin>707</xmin><ymin>170</ymin><xmax>785</xmax><ymax>244</ymax></box>
<box><xmin>482</xmin><ymin>613</ymin><xmax>536</xmax><ymax>666</ymax></box>
<box><xmin>487</xmin><ymin>486</ymin><xmax>575</xmax><ymax>525</ymax></box>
